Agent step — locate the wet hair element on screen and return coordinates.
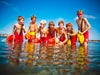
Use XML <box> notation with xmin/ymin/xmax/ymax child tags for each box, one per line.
<box><xmin>48</xmin><ymin>21</ymin><xmax>55</xmax><ymax>28</ymax></box>
<box><xmin>17</xmin><ymin>16</ymin><xmax>24</xmax><ymax>21</ymax></box>
<box><xmin>31</xmin><ymin>15</ymin><xmax>36</xmax><ymax>20</ymax></box>
<box><xmin>77</xmin><ymin>10</ymin><xmax>84</xmax><ymax>14</ymax></box>
<box><xmin>58</xmin><ymin>20</ymin><xmax>64</xmax><ymax>25</ymax></box>
<box><xmin>66</xmin><ymin>22</ymin><xmax>73</xmax><ymax>30</ymax></box>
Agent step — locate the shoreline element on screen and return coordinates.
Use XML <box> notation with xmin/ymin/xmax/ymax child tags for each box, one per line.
<box><xmin>0</xmin><ymin>36</ymin><xmax>100</xmax><ymax>42</ymax></box>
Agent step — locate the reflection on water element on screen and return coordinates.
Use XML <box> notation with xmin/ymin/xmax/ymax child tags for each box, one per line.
<box><xmin>0</xmin><ymin>39</ymin><xmax>100</xmax><ymax>75</ymax></box>
<box><xmin>75</xmin><ymin>45</ymin><xmax>89</xmax><ymax>75</ymax></box>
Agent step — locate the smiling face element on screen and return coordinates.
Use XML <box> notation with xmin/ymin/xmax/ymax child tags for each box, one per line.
<box><xmin>17</xmin><ymin>16</ymin><xmax>24</xmax><ymax>24</ymax></box>
<box><xmin>58</xmin><ymin>20</ymin><xmax>64</xmax><ymax>29</ymax></box>
<box><xmin>49</xmin><ymin>21</ymin><xmax>55</xmax><ymax>29</ymax></box>
<box><xmin>19</xmin><ymin>18</ymin><xmax>24</xmax><ymax>24</ymax></box>
<box><xmin>40</xmin><ymin>23</ymin><xmax>46</xmax><ymax>28</ymax></box>
<box><xmin>50</xmin><ymin>24</ymin><xmax>54</xmax><ymax>29</ymax></box>
<box><xmin>66</xmin><ymin>23</ymin><xmax>73</xmax><ymax>31</ymax></box>
<box><xmin>40</xmin><ymin>20</ymin><xmax>46</xmax><ymax>28</ymax></box>
<box><xmin>67</xmin><ymin>25</ymin><xmax>72</xmax><ymax>31</ymax></box>
<box><xmin>31</xmin><ymin>15</ymin><xmax>36</xmax><ymax>24</ymax></box>
<box><xmin>31</xmin><ymin>17</ymin><xmax>36</xmax><ymax>23</ymax></box>
<box><xmin>59</xmin><ymin>23</ymin><xmax>64</xmax><ymax>29</ymax></box>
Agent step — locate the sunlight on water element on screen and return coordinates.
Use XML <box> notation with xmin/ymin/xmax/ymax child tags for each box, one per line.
<box><xmin>0</xmin><ymin>37</ymin><xmax>100</xmax><ymax>75</ymax></box>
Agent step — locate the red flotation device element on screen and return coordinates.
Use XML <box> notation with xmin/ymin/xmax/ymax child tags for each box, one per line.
<box><xmin>48</xmin><ymin>38</ymin><xmax>55</xmax><ymax>44</ymax></box>
<box><xmin>6</xmin><ymin>35</ymin><xmax>14</xmax><ymax>41</ymax></box>
<box><xmin>71</xmin><ymin>35</ymin><xmax>77</xmax><ymax>46</ymax></box>
<box><xmin>34</xmin><ymin>38</ymin><xmax>40</xmax><ymax>43</ymax></box>
<box><xmin>6</xmin><ymin>35</ymin><xmax>14</xmax><ymax>45</ymax></box>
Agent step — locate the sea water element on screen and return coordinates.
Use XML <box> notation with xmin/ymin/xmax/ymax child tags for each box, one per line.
<box><xmin>0</xmin><ymin>37</ymin><xmax>100</xmax><ymax>75</ymax></box>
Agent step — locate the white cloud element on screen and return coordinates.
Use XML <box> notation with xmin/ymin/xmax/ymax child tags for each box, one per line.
<box><xmin>1</xmin><ymin>1</ymin><xmax>12</xmax><ymax>6</ymax></box>
<box><xmin>1</xmin><ymin>1</ymin><xmax>19</xmax><ymax>13</ymax></box>
<box><xmin>84</xmin><ymin>14</ymin><xmax>96</xmax><ymax>19</ymax></box>
<box><xmin>74</xmin><ymin>16</ymin><xmax>78</xmax><ymax>20</ymax></box>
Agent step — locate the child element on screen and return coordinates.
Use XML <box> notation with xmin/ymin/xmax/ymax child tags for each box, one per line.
<box><xmin>66</xmin><ymin>22</ymin><xmax>77</xmax><ymax>50</ymax></box>
<box><xmin>56</xmin><ymin>20</ymin><xmax>68</xmax><ymax>45</ymax></box>
<box><xmin>38</xmin><ymin>20</ymin><xmax>48</xmax><ymax>43</ymax></box>
<box><xmin>76</xmin><ymin>10</ymin><xmax>91</xmax><ymax>47</ymax></box>
<box><xmin>12</xmin><ymin>16</ymin><xmax>26</xmax><ymax>43</ymax></box>
<box><xmin>26</xmin><ymin>15</ymin><xmax>38</xmax><ymax>42</ymax></box>
<box><xmin>47</xmin><ymin>21</ymin><xmax>56</xmax><ymax>44</ymax></box>
<box><xmin>47</xmin><ymin>21</ymin><xmax>56</xmax><ymax>39</ymax></box>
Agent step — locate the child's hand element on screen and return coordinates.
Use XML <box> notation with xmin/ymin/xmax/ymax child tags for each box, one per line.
<box><xmin>78</xmin><ymin>31</ymin><xmax>83</xmax><ymax>34</ymax></box>
<box><xmin>12</xmin><ymin>32</ymin><xmax>14</xmax><ymax>35</ymax></box>
<box><xmin>59</xmin><ymin>42</ymin><xmax>63</xmax><ymax>45</ymax></box>
<box><xmin>55</xmin><ymin>38</ymin><xmax>59</xmax><ymax>44</ymax></box>
<box><xmin>67</xmin><ymin>33</ymin><xmax>70</xmax><ymax>35</ymax></box>
<box><xmin>81</xmin><ymin>32</ymin><xmax>84</xmax><ymax>35</ymax></box>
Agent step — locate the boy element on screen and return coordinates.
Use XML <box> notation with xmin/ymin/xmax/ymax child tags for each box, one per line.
<box><xmin>56</xmin><ymin>20</ymin><xmax>68</xmax><ymax>45</ymax></box>
<box><xmin>47</xmin><ymin>21</ymin><xmax>56</xmax><ymax>45</ymax></box>
<box><xmin>27</xmin><ymin>15</ymin><xmax>38</xmax><ymax>42</ymax></box>
<box><xmin>38</xmin><ymin>20</ymin><xmax>48</xmax><ymax>43</ymax></box>
<box><xmin>12</xmin><ymin>16</ymin><xmax>26</xmax><ymax>43</ymax></box>
<box><xmin>66</xmin><ymin>22</ymin><xmax>77</xmax><ymax>50</ymax></box>
<box><xmin>47</xmin><ymin>21</ymin><xmax>56</xmax><ymax>39</ymax></box>
<box><xmin>76</xmin><ymin>10</ymin><xmax>91</xmax><ymax>47</ymax></box>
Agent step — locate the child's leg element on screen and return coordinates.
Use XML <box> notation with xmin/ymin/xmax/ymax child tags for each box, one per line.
<box><xmin>84</xmin><ymin>31</ymin><xmax>89</xmax><ymax>54</ymax></box>
<box><xmin>84</xmin><ymin>42</ymin><xmax>88</xmax><ymax>55</ymax></box>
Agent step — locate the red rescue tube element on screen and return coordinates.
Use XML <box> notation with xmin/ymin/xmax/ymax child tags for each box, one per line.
<box><xmin>48</xmin><ymin>38</ymin><xmax>55</xmax><ymax>44</ymax></box>
<box><xmin>71</xmin><ymin>35</ymin><xmax>77</xmax><ymax>46</ymax></box>
<box><xmin>6</xmin><ymin>35</ymin><xmax>14</xmax><ymax>41</ymax></box>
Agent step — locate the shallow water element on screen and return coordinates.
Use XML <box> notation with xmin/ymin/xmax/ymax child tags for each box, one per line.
<box><xmin>0</xmin><ymin>37</ymin><xmax>100</xmax><ymax>75</ymax></box>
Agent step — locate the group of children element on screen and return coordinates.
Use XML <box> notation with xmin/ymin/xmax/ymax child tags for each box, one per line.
<box><xmin>11</xmin><ymin>10</ymin><xmax>91</xmax><ymax>47</ymax></box>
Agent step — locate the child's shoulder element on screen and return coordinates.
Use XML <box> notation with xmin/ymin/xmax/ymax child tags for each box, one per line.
<box><xmin>35</xmin><ymin>22</ymin><xmax>38</xmax><ymax>25</ymax></box>
<box><xmin>44</xmin><ymin>27</ymin><xmax>48</xmax><ymax>30</ymax></box>
<box><xmin>14</xmin><ymin>23</ymin><xmax>18</xmax><ymax>26</ymax></box>
<box><xmin>76</xmin><ymin>18</ymin><xmax>79</xmax><ymax>22</ymax></box>
<box><xmin>83</xmin><ymin>17</ymin><xmax>87</xmax><ymax>21</ymax></box>
<box><xmin>55</xmin><ymin>27</ymin><xmax>59</xmax><ymax>31</ymax></box>
<box><xmin>63</xmin><ymin>27</ymin><xmax>66</xmax><ymax>30</ymax></box>
<box><xmin>82</xmin><ymin>18</ymin><xmax>88</xmax><ymax>23</ymax></box>
<box><xmin>72</xmin><ymin>29</ymin><xmax>76</xmax><ymax>33</ymax></box>
<box><xmin>56</xmin><ymin>27</ymin><xmax>60</xmax><ymax>30</ymax></box>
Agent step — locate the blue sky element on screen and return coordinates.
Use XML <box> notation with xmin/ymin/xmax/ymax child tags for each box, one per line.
<box><xmin>0</xmin><ymin>0</ymin><xmax>100</xmax><ymax>40</ymax></box>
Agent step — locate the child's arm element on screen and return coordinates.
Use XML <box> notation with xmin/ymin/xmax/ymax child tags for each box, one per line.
<box><xmin>59</xmin><ymin>33</ymin><xmax>68</xmax><ymax>45</ymax></box>
<box><xmin>67</xmin><ymin>30</ymin><xmax>77</xmax><ymax>36</ymax></box>
<box><xmin>35</xmin><ymin>23</ymin><xmax>38</xmax><ymax>33</ymax></box>
<box><xmin>55</xmin><ymin>27</ymin><xmax>58</xmax><ymax>38</ymax></box>
<box><xmin>12</xmin><ymin>25</ymin><xmax>16</xmax><ymax>34</ymax></box>
<box><xmin>38</xmin><ymin>26</ymin><xmax>41</xmax><ymax>33</ymax></box>
<box><xmin>27</xmin><ymin>25</ymin><xmax>31</xmax><ymax>33</ymax></box>
<box><xmin>23</xmin><ymin>26</ymin><xmax>26</xmax><ymax>33</ymax></box>
<box><xmin>59</xmin><ymin>30</ymin><xmax>68</xmax><ymax>45</ymax></box>
<box><xmin>82</xmin><ymin>18</ymin><xmax>91</xmax><ymax>34</ymax></box>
